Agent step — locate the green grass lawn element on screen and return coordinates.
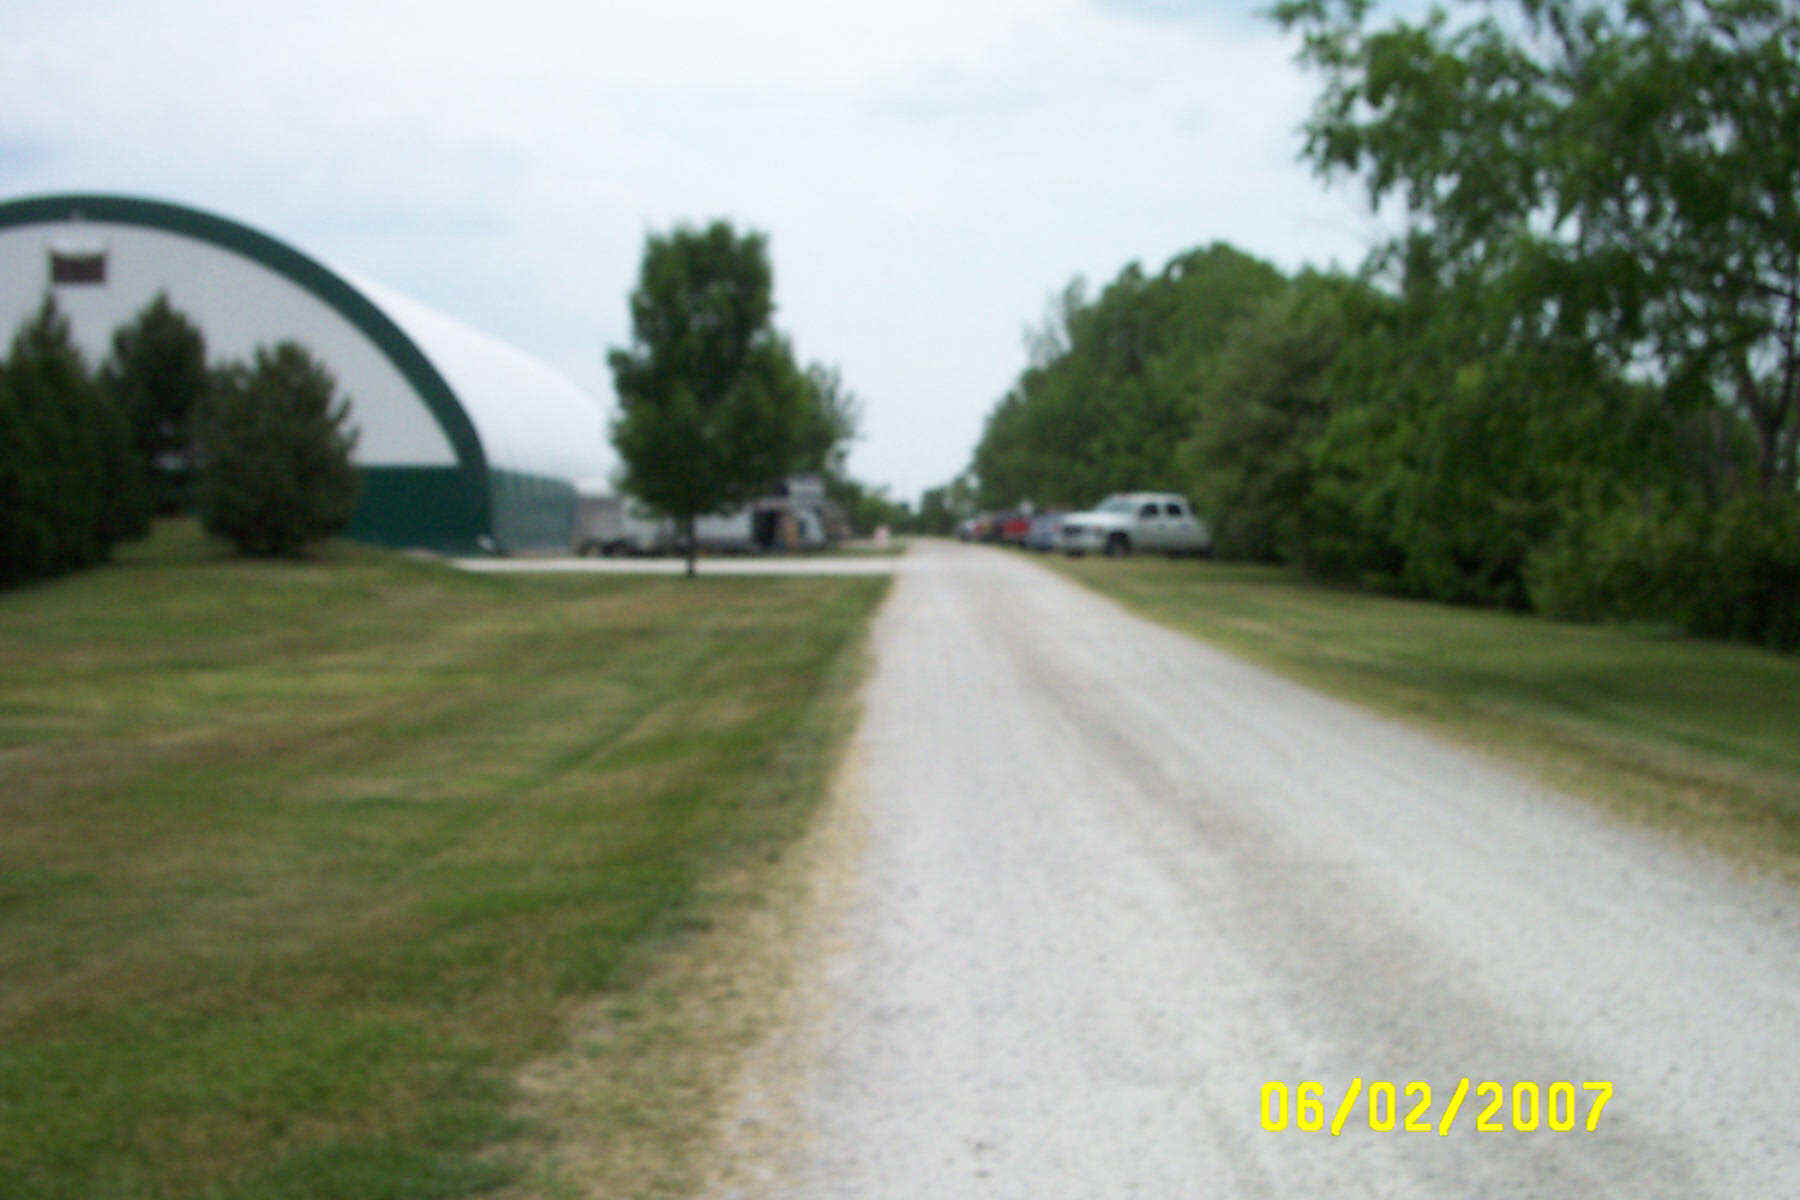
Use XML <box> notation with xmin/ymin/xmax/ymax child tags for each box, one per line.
<box><xmin>1050</xmin><ymin>555</ymin><xmax>1800</xmax><ymax>876</ymax></box>
<box><xmin>0</xmin><ymin>523</ymin><xmax>886</xmax><ymax>1200</ymax></box>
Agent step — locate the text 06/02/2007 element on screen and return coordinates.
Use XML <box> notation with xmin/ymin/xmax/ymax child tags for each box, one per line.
<box><xmin>1260</xmin><ymin>1079</ymin><xmax>1614</xmax><ymax>1136</ymax></box>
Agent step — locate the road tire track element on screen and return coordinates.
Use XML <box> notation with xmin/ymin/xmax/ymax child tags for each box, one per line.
<box><xmin>713</xmin><ymin>540</ymin><xmax>1800</xmax><ymax>1198</ymax></box>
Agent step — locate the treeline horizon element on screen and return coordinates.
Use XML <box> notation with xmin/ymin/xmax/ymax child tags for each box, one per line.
<box><xmin>931</xmin><ymin>0</ymin><xmax>1800</xmax><ymax>652</ymax></box>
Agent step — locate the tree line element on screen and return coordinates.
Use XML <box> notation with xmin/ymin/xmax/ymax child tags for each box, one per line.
<box><xmin>956</xmin><ymin>0</ymin><xmax>1799</xmax><ymax>650</ymax></box>
<box><xmin>0</xmin><ymin>294</ymin><xmax>358</xmax><ymax>588</ymax></box>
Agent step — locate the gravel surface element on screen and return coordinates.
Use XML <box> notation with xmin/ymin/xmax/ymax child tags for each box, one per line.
<box><xmin>716</xmin><ymin>540</ymin><xmax>1800</xmax><ymax>1199</ymax></box>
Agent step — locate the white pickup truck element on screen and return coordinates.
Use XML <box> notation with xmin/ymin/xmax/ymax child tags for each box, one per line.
<box><xmin>1057</xmin><ymin>492</ymin><xmax>1212</xmax><ymax>557</ymax></box>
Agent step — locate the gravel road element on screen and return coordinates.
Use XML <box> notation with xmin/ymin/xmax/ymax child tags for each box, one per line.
<box><xmin>718</xmin><ymin>540</ymin><xmax>1800</xmax><ymax>1199</ymax></box>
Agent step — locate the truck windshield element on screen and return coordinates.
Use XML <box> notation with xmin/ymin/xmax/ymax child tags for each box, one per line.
<box><xmin>1097</xmin><ymin>497</ymin><xmax>1137</xmax><ymax>515</ymax></box>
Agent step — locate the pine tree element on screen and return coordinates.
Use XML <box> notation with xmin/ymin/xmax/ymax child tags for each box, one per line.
<box><xmin>100</xmin><ymin>293</ymin><xmax>208</xmax><ymax>514</ymax></box>
<box><xmin>197</xmin><ymin>342</ymin><xmax>359</xmax><ymax>557</ymax></box>
<box><xmin>0</xmin><ymin>296</ymin><xmax>147</xmax><ymax>586</ymax></box>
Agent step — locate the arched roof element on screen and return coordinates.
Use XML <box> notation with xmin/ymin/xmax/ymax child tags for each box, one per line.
<box><xmin>0</xmin><ymin>192</ymin><xmax>611</xmax><ymax>487</ymax></box>
<box><xmin>347</xmin><ymin>274</ymin><xmax>609</xmax><ymax>482</ymax></box>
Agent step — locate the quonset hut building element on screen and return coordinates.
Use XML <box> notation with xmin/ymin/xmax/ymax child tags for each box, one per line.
<box><xmin>0</xmin><ymin>193</ymin><xmax>610</xmax><ymax>554</ymax></box>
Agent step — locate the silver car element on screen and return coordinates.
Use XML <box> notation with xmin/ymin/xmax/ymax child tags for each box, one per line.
<box><xmin>1059</xmin><ymin>493</ymin><xmax>1211</xmax><ymax>557</ymax></box>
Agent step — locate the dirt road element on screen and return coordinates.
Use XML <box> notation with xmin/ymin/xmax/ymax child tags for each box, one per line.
<box><xmin>718</xmin><ymin>540</ymin><xmax>1800</xmax><ymax>1198</ymax></box>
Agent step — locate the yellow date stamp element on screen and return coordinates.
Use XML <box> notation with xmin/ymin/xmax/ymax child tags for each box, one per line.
<box><xmin>1260</xmin><ymin>1078</ymin><xmax>1613</xmax><ymax>1135</ymax></box>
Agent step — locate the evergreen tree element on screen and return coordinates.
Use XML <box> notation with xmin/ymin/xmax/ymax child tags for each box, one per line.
<box><xmin>0</xmin><ymin>296</ymin><xmax>147</xmax><ymax>586</ymax></box>
<box><xmin>197</xmin><ymin>342</ymin><xmax>359</xmax><ymax>557</ymax></box>
<box><xmin>100</xmin><ymin>293</ymin><xmax>209</xmax><ymax>513</ymax></box>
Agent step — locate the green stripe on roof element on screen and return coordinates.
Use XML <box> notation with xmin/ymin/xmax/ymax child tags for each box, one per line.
<box><xmin>0</xmin><ymin>192</ymin><xmax>492</xmax><ymax>536</ymax></box>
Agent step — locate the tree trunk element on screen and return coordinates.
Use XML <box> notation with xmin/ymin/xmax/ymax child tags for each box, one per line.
<box><xmin>684</xmin><ymin>515</ymin><xmax>697</xmax><ymax>578</ymax></box>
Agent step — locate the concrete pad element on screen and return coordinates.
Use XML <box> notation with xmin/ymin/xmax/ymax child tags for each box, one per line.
<box><xmin>453</xmin><ymin>554</ymin><xmax>903</xmax><ymax>577</ymax></box>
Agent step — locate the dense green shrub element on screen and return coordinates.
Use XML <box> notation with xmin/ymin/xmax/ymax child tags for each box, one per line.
<box><xmin>0</xmin><ymin>297</ymin><xmax>149</xmax><ymax>588</ymax></box>
<box><xmin>1695</xmin><ymin>494</ymin><xmax>1800</xmax><ymax>650</ymax></box>
<box><xmin>1178</xmin><ymin>273</ymin><xmax>1375</xmax><ymax>562</ymax></box>
<box><xmin>1523</xmin><ymin>499</ymin><xmax>1659</xmax><ymax>623</ymax></box>
<box><xmin>1292</xmin><ymin>398</ymin><xmax>1410</xmax><ymax>590</ymax></box>
<box><xmin>197</xmin><ymin>342</ymin><xmax>359</xmax><ymax>557</ymax></box>
<box><xmin>1528</xmin><ymin>492</ymin><xmax>1800</xmax><ymax>650</ymax></box>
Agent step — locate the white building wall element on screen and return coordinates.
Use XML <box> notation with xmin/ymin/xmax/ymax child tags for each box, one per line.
<box><xmin>0</xmin><ymin>222</ymin><xmax>457</xmax><ymax>466</ymax></box>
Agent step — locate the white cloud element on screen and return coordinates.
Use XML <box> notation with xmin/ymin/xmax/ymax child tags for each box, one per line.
<box><xmin>0</xmin><ymin>0</ymin><xmax>1385</xmax><ymax>501</ymax></box>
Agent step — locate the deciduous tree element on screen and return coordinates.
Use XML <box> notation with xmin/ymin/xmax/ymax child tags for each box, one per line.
<box><xmin>1276</xmin><ymin>0</ymin><xmax>1800</xmax><ymax>495</ymax></box>
<box><xmin>608</xmin><ymin>221</ymin><xmax>823</xmax><ymax>575</ymax></box>
<box><xmin>972</xmin><ymin>244</ymin><xmax>1287</xmax><ymax>510</ymax></box>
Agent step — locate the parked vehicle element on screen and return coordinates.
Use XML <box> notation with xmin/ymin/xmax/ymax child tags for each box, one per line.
<box><xmin>1058</xmin><ymin>493</ymin><xmax>1211</xmax><ymax>557</ymax></box>
<box><xmin>1024</xmin><ymin>512</ymin><xmax>1064</xmax><ymax>551</ymax></box>
<box><xmin>575</xmin><ymin>493</ymin><xmax>676</xmax><ymax>555</ymax></box>
<box><xmin>692</xmin><ymin>508</ymin><xmax>755</xmax><ymax>552</ymax></box>
<box><xmin>960</xmin><ymin>513</ymin><xmax>1011</xmax><ymax>542</ymax></box>
<box><xmin>575</xmin><ymin>477</ymin><xmax>837</xmax><ymax>556</ymax></box>
<box><xmin>997</xmin><ymin>510</ymin><xmax>1034</xmax><ymax>546</ymax></box>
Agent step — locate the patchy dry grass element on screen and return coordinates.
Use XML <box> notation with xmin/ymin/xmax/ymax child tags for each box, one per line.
<box><xmin>1051</xmin><ymin>555</ymin><xmax>1800</xmax><ymax>879</ymax></box>
<box><xmin>0</xmin><ymin>522</ymin><xmax>885</xmax><ymax>1199</ymax></box>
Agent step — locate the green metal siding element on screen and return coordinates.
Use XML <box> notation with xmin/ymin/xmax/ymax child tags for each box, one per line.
<box><xmin>349</xmin><ymin>469</ymin><xmax>576</xmax><ymax>555</ymax></box>
<box><xmin>349</xmin><ymin>467</ymin><xmax>489</xmax><ymax>554</ymax></box>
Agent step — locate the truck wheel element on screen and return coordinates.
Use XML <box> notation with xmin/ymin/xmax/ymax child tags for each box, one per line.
<box><xmin>1105</xmin><ymin>533</ymin><xmax>1131</xmax><ymax>557</ymax></box>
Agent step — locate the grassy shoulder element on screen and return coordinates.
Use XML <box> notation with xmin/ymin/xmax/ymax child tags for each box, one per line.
<box><xmin>0</xmin><ymin>522</ymin><xmax>887</xmax><ymax>1200</ymax></box>
<box><xmin>1048</xmin><ymin>554</ymin><xmax>1800</xmax><ymax>879</ymax></box>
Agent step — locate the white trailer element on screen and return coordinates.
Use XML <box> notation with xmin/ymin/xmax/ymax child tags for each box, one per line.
<box><xmin>573</xmin><ymin>493</ymin><xmax>675</xmax><ymax>555</ymax></box>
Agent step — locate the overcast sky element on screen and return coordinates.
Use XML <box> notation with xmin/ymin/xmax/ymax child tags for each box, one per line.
<box><xmin>2</xmin><ymin>0</ymin><xmax>1394</xmax><ymax>503</ymax></box>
